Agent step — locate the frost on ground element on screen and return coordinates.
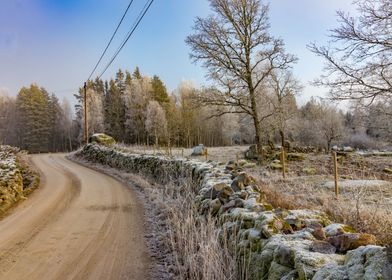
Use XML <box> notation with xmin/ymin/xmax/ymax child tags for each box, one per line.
<box><xmin>0</xmin><ymin>145</ymin><xmax>39</xmax><ymax>215</ymax></box>
<box><xmin>71</xmin><ymin>143</ymin><xmax>392</xmax><ymax>279</ymax></box>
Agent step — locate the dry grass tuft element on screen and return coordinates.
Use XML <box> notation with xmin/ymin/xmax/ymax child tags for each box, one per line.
<box><xmin>167</xmin><ymin>184</ymin><xmax>239</xmax><ymax>280</ymax></box>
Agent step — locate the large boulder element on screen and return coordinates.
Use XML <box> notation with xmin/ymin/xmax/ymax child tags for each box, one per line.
<box><xmin>191</xmin><ymin>144</ymin><xmax>207</xmax><ymax>156</ymax></box>
<box><xmin>313</xmin><ymin>246</ymin><xmax>392</xmax><ymax>280</ymax></box>
<box><xmin>89</xmin><ymin>133</ymin><xmax>116</xmax><ymax>146</ymax></box>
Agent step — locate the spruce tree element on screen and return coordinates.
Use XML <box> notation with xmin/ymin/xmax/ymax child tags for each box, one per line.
<box><xmin>150</xmin><ymin>75</ymin><xmax>169</xmax><ymax>105</ymax></box>
<box><xmin>16</xmin><ymin>85</ymin><xmax>50</xmax><ymax>152</ymax></box>
<box><xmin>133</xmin><ymin>66</ymin><xmax>142</xmax><ymax>80</ymax></box>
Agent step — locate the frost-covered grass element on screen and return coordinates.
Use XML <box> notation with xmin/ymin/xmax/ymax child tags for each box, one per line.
<box><xmin>114</xmin><ymin>143</ymin><xmax>250</xmax><ymax>163</ymax></box>
<box><xmin>257</xmin><ymin>177</ymin><xmax>392</xmax><ymax>245</ymax></box>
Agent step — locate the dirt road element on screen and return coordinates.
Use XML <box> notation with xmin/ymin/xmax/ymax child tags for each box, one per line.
<box><xmin>0</xmin><ymin>154</ymin><xmax>150</xmax><ymax>280</ymax></box>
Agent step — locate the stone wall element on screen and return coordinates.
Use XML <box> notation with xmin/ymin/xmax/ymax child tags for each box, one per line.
<box><xmin>0</xmin><ymin>146</ymin><xmax>39</xmax><ymax>214</ymax></box>
<box><xmin>76</xmin><ymin>144</ymin><xmax>391</xmax><ymax>279</ymax></box>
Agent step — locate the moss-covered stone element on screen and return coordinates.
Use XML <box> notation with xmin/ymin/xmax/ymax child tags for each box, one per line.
<box><xmin>89</xmin><ymin>133</ymin><xmax>116</xmax><ymax>146</ymax></box>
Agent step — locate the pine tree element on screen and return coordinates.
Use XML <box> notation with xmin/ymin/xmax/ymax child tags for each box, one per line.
<box><xmin>150</xmin><ymin>75</ymin><xmax>169</xmax><ymax>105</ymax></box>
<box><xmin>104</xmin><ymin>79</ymin><xmax>126</xmax><ymax>142</ymax></box>
<box><xmin>133</xmin><ymin>66</ymin><xmax>142</xmax><ymax>80</ymax></box>
<box><xmin>48</xmin><ymin>94</ymin><xmax>63</xmax><ymax>152</ymax></box>
<box><xmin>16</xmin><ymin>85</ymin><xmax>50</xmax><ymax>152</ymax></box>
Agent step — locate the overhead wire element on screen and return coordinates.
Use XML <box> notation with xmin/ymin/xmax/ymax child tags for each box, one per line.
<box><xmin>86</xmin><ymin>0</ymin><xmax>135</xmax><ymax>81</ymax></box>
<box><xmin>97</xmin><ymin>0</ymin><xmax>154</xmax><ymax>79</ymax></box>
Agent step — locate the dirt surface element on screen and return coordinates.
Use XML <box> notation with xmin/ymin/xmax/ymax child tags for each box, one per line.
<box><xmin>0</xmin><ymin>154</ymin><xmax>150</xmax><ymax>280</ymax></box>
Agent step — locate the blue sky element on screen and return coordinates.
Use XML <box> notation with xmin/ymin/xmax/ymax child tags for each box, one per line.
<box><xmin>0</xmin><ymin>0</ymin><xmax>355</xmax><ymax>105</ymax></box>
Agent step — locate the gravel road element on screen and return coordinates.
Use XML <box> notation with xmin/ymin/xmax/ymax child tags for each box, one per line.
<box><xmin>0</xmin><ymin>154</ymin><xmax>150</xmax><ymax>280</ymax></box>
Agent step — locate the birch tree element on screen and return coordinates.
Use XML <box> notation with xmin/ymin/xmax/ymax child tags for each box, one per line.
<box><xmin>145</xmin><ymin>100</ymin><xmax>167</xmax><ymax>147</ymax></box>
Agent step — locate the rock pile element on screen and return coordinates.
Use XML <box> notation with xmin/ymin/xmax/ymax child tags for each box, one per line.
<box><xmin>76</xmin><ymin>143</ymin><xmax>391</xmax><ymax>279</ymax></box>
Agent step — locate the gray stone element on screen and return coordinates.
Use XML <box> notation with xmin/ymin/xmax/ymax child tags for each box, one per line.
<box><xmin>314</xmin><ymin>246</ymin><xmax>391</xmax><ymax>280</ymax></box>
<box><xmin>324</xmin><ymin>223</ymin><xmax>355</xmax><ymax>237</ymax></box>
<box><xmin>191</xmin><ymin>144</ymin><xmax>207</xmax><ymax>156</ymax></box>
<box><xmin>245</xmin><ymin>144</ymin><xmax>258</xmax><ymax>160</ymax></box>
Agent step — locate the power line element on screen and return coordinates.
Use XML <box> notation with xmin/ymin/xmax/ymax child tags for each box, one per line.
<box><xmin>98</xmin><ymin>0</ymin><xmax>154</xmax><ymax>79</ymax></box>
<box><xmin>87</xmin><ymin>0</ymin><xmax>135</xmax><ymax>81</ymax></box>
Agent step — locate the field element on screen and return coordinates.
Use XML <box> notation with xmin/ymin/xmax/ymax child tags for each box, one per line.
<box><xmin>116</xmin><ymin>144</ymin><xmax>392</xmax><ymax>244</ymax></box>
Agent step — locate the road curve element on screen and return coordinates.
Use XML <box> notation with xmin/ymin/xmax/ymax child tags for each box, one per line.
<box><xmin>0</xmin><ymin>154</ymin><xmax>150</xmax><ymax>280</ymax></box>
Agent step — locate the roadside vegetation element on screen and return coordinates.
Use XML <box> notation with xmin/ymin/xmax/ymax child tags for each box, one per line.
<box><xmin>0</xmin><ymin>145</ymin><xmax>39</xmax><ymax>216</ymax></box>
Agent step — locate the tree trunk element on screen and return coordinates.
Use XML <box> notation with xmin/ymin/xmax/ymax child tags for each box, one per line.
<box><xmin>327</xmin><ymin>139</ymin><xmax>332</xmax><ymax>154</ymax></box>
<box><xmin>280</xmin><ymin>129</ymin><xmax>285</xmax><ymax>149</ymax></box>
<box><xmin>249</xmin><ymin>87</ymin><xmax>264</xmax><ymax>164</ymax></box>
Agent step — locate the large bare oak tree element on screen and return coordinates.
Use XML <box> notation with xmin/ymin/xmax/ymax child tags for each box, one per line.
<box><xmin>186</xmin><ymin>0</ymin><xmax>296</xmax><ymax>161</ymax></box>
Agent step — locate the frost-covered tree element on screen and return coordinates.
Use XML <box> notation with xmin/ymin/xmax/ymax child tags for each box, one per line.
<box><xmin>0</xmin><ymin>92</ymin><xmax>17</xmax><ymax>146</ymax></box>
<box><xmin>145</xmin><ymin>100</ymin><xmax>167</xmax><ymax>146</ymax></box>
<box><xmin>186</xmin><ymin>0</ymin><xmax>297</xmax><ymax>161</ymax></box>
<box><xmin>124</xmin><ymin>76</ymin><xmax>151</xmax><ymax>144</ymax></box>
<box><xmin>87</xmin><ymin>88</ymin><xmax>104</xmax><ymax>135</ymax></box>
<box><xmin>268</xmin><ymin>69</ymin><xmax>301</xmax><ymax>147</ymax></box>
<box><xmin>61</xmin><ymin>98</ymin><xmax>74</xmax><ymax>151</ymax></box>
<box><xmin>309</xmin><ymin>0</ymin><xmax>392</xmax><ymax>106</ymax></box>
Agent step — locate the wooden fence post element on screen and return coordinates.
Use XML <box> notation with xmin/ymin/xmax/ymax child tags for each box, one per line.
<box><xmin>181</xmin><ymin>148</ymin><xmax>184</xmax><ymax>158</ymax></box>
<box><xmin>205</xmin><ymin>148</ymin><xmax>208</xmax><ymax>161</ymax></box>
<box><xmin>332</xmin><ymin>151</ymin><xmax>339</xmax><ymax>197</ymax></box>
<box><xmin>281</xmin><ymin>146</ymin><xmax>286</xmax><ymax>180</ymax></box>
<box><xmin>236</xmin><ymin>153</ymin><xmax>239</xmax><ymax>165</ymax></box>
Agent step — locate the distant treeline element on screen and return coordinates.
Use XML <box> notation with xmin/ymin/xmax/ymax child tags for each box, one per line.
<box><xmin>0</xmin><ymin>66</ymin><xmax>391</xmax><ymax>153</ymax></box>
<box><xmin>0</xmin><ymin>85</ymin><xmax>73</xmax><ymax>153</ymax></box>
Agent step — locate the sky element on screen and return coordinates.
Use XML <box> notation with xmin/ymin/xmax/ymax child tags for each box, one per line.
<box><xmin>0</xmin><ymin>0</ymin><xmax>356</xmax><ymax>105</ymax></box>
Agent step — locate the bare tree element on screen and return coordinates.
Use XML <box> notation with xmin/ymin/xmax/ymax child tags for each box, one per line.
<box><xmin>320</xmin><ymin>104</ymin><xmax>345</xmax><ymax>152</ymax></box>
<box><xmin>309</xmin><ymin>0</ymin><xmax>392</xmax><ymax>106</ymax></box>
<box><xmin>268</xmin><ymin>69</ymin><xmax>302</xmax><ymax>147</ymax></box>
<box><xmin>186</xmin><ymin>0</ymin><xmax>297</xmax><ymax>161</ymax></box>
